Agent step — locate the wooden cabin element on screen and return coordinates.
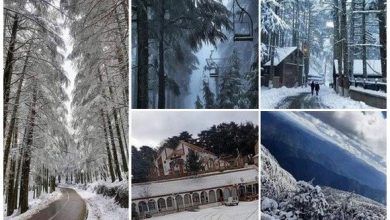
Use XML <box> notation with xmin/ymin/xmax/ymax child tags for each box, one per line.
<box><xmin>261</xmin><ymin>47</ymin><xmax>304</xmax><ymax>88</ymax></box>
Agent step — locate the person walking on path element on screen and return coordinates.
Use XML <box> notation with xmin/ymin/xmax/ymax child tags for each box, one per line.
<box><xmin>315</xmin><ymin>82</ymin><xmax>320</xmax><ymax>96</ymax></box>
<box><xmin>310</xmin><ymin>81</ymin><xmax>315</xmax><ymax>96</ymax></box>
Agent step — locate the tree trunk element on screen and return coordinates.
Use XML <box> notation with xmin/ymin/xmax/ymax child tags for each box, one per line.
<box><xmin>6</xmin><ymin>121</ymin><xmax>19</xmax><ymax>216</ymax></box>
<box><xmin>13</xmin><ymin>146</ymin><xmax>23</xmax><ymax>210</ymax></box>
<box><xmin>378</xmin><ymin>0</ymin><xmax>386</xmax><ymax>78</ymax></box>
<box><xmin>137</xmin><ymin>0</ymin><xmax>149</xmax><ymax>108</ymax></box>
<box><xmin>158</xmin><ymin>0</ymin><xmax>166</xmax><ymax>108</ymax></box>
<box><xmin>4</xmin><ymin>14</ymin><xmax>19</xmax><ymax>129</ymax></box>
<box><xmin>4</xmin><ymin>47</ymin><xmax>30</xmax><ymax>177</ymax></box>
<box><xmin>108</xmin><ymin>84</ymin><xmax>128</xmax><ymax>173</ymax></box>
<box><xmin>101</xmin><ymin>110</ymin><xmax>116</xmax><ymax>182</ymax></box>
<box><xmin>340</xmin><ymin>0</ymin><xmax>348</xmax><ymax>95</ymax></box>
<box><xmin>106</xmin><ymin>114</ymin><xmax>122</xmax><ymax>181</ymax></box>
<box><xmin>362</xmin><ymin>1</ymin><xmax>367</xmax><ymax>79</ymax></box>
<box><xmin>333</xmin><ymin>0</ymin><xmax>342</xmax><ymax>93</ymax></box>
<box><xmin>20</xmin><ymin>84</ymin><xmax>38</xmax><ymax>214</ymax></box>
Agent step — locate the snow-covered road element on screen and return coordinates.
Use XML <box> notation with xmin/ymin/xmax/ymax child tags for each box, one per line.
<box><xmin>150</xmin><ymin>201</ymin><xmax>258</xmax><ymax>220</ymax></box>
<box><xmin>276</xmin><ymin>92</ymin><xmax>329</xmax><ymax>109</ymax></box>
<box><xmin>262</xmin><ymin>86</ymin><xmax>376</xmax><ymax>109</ymax></box>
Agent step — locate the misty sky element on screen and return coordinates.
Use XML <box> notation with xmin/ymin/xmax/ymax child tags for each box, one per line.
<box><xmin>307</xmin><ymin>111</ymin><xmax>387</xmax><ymax>157</ymax></box>
<box><xmin>131</xmin><ymin>111</ymin><xmax>258</xmax><ymax>148</ymax></box>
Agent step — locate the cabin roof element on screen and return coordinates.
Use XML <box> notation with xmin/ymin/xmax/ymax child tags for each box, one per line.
<box><xmin>264</xmin><ymin>47</ymin><xmax>298</xmax><ymax>66</ymax></box>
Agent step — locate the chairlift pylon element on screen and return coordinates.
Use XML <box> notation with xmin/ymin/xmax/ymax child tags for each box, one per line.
<box><xmin>233</xmin><ymin>0</ymin><xmax>254</xmax><ymax>42</ymax></box>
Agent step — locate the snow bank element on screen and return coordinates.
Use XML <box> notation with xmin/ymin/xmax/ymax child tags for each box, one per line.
<box><xmin>72</xmin><ymin>181</ymin><xmax>128</xmax><ymax>220</ymax></box>
<box><xmin>5</xmin><ymin>190</ymin><xmax>63</xmax><ymax>220</ymax></box>
<box><xmin>150</xmin><ymin>201</ymin><xmax>258</xmax><ymax>220</ymax></box>
<box><xmin>261</xmin><ymin>86</ymin><xmax>307</xmax><ymax>108</ymax></box>
<box><xmin>261</xmin><ymin>85</ymin><xmax>377</xmax><ymax>109</ymax></box>
<box><xmin>349</xmin><ymin>86</ymin><xmax>387</xmax><ymax>98</ymax></box>
<box><xmin>319</xmin><ymin>86</ymin><xmax>376</xmax><ymax>109</ymax></box>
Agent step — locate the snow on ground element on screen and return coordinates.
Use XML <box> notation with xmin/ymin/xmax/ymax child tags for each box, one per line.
<box><xmin>71</xmin><ymin>182</ymin><xmax>128</xmax><ymax>220</ymax></box>
<box><xmin>261</xmin><ymin>86</ymin><xmax>377</xmax><ymax>109</ymax></box>
<box><xmin>261</xmin><ymin>86</ymin><xmax>308</xmax><ymax>108</ymax></box>
<box><xmin>150</xmin><ymin>201</ymin><xmax>258</xmax><ymax>220</ymax></box>
<box><xmin>319</xmin><ymin>86</ymin><xmax>376</xmax><ymax>109</ymax></box>
<box><xmin>5</xmin><ymin>190</ymin><xmax>63</xmax><ymax>220</ymax></box>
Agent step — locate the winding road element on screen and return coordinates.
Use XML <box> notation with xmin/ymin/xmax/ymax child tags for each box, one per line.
<box><xmin>275</xmin><ymin>92</ymin><xmax>329</xmax><ymax>109</ymax></box>
<box><xmin>28</xmin><ymin>188</ymin><xmax>86</xmax><ymax>220</ymax></box>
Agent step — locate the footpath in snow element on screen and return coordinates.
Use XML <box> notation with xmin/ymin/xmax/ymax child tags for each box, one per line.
<box><xmin>151</xmin><ymin>201</ymin><xmax>258</xmax><ymax>220</ymax></box>
<box><xmin>261</xmin><ymin>86</ymin><xmax>376</xmax><ymax>109</ymax></box>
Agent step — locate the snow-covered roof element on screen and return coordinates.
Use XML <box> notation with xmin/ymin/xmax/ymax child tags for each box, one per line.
<box><xmin>264</xmin><ymin>47</ymin><xmax>298</xmax><ymax>66</ymax></box>
<box><xmin>334</xmin><ymin>60</ymin><xmax>381</xmax><ymax>76</ymax></box>
<box><xmin>132</xmin><ymin>167</ymin><xmax>258</xmax><ymax>200</ymax></box>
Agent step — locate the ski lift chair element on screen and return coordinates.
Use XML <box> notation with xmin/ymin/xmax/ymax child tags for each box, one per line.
<box><xmin>233</xmin><ymin>0</ymin><xmax>254</xmax><ymax>41</ymax></box>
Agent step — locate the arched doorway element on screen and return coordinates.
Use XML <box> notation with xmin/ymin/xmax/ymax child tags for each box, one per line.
<box><xmin>138</xmin><ymin>201</ymin><xmax>148</xmax><ymax>215</ymax></box>
<box><xmin>132</xmin><ymin>202</ymin><xmax>138</xmax><ymax>217</ymax></box>
<box><xmin>224</xmin><ymin>188</ymin><xmax>232</xmax><ymax>202</ymax></box>
<box><xmin>200</xmin><ymin>191</ymin><xmax>208</xmax><ymax>204</ymax></box>
<box><xmin>239</xmin><ymin>185</ymin><xmax>246</xmax><ymax>199</ymax></box>
<box><xmin>175</xmin><ymin>195</ymin><xmax>184</xmax><ymax>211</ymax></box>
<box><xmin>148</xmin><ymin>199</ymin><xmax>157</xmax><ymax>213</ymax></box>
<box><xmin>232</xmin><ymin>188</ymin><xmax>238</xmax><ymax>200</ymax></box>
<box><xmin>209</xmin><ymin>190</ymin><xmax>216</xmax><ymax>203</ymax></box>
<box><xmin>184</xmin><ymin>194</ymin><xmax>192</xmax><ymax>207</ymax></box>
<box><xmin>192</xmin><ymin>192</ymin><xmax>200</xmax><ymax>206</ymax></box>
<box><xmin>166</xmin><ymin>197</ymin><xmax>174</xmax><ymax>210</ymax></box>
<box><xmin>216</xmin><ymin>189</ymin><xmax>224</xmax><ymax>202</ymax></box>
<box><xmin>157</xmin><ymin>198</ymin><xmax>166</xmax><ymax>212</ymax></box>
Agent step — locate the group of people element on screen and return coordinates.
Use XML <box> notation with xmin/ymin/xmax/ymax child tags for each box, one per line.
<box><xmin>310</xmin><ymin>81</ymin><xmax>320</xmax><ymax>96</ymax></box>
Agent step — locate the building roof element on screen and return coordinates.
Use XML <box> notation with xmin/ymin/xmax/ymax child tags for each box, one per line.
<box><xmin>264</xmin><ymin>47</ymin><xmax>298</xmax><ymax>66</ymax></box>
<box><xmin>132</xmin><ymin>167</ymin><xmax>258</xmax><ymax>200</ymax></box>
<box><xmin>179</xmin><ymin>141</ymin><xmax>215</xmax><ymax>156</ymax></box>
<box><xmin>334</xmin><ymin>60</ymin><xmax>381</xmax><ymax>76</ymax></box>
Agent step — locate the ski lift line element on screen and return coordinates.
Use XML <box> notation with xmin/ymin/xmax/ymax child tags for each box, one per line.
<box><xmin>232</xmin><ymin>0</ymin><xmax>253</xmax><ymax>42</ymax></box>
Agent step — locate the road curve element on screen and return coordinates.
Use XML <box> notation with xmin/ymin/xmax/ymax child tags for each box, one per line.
<box><xmin>27</xmin><ymin>187</ymin><xmax>86</xmax><ymax>220</ymax></box>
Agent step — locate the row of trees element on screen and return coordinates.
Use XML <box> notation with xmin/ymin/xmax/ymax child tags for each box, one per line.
<box><xmin>132</xmin><ymin>121</ymin><xmax>258</xmax><ymax>181</ymax></box>
<box><xmin>68</xmin><ymin>0</ymin><xmax>129</xmax><ymax>185</ymax></box>
<box><xmin>3</xmin><ymin>0</ymin><xmax>70</xmax><ymax>215</ymax></box>
<box><xmin>261</xmin><ymin>0</ymin><xmax>386</xmax><ymax>89</ymax></box>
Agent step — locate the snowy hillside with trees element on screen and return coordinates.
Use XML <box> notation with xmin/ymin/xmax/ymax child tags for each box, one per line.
<box><xmin>261</xmin><ymin>144</ymin><xmax>386</xmax><ymax>219</ymax></box>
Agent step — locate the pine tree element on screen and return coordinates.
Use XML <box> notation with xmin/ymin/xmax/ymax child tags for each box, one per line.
<box><xmin>185</xmin><ymin>150</ymin><xmax>203</xmax><ymax>175</ymax></box>
<box><xmin>195</xmin><ymin>95</ymin><xmax>204</xmax><ymax>109</ymax></box>
<box><xmin>245</xmin><ymin>46</ymin><xmax>259</xmax><ymax>108</ymax></box>
<box><xmin>203</xmin><ymin>80</ymin><xmax>215</xmax><ymax>109</ymax></box>
<box><xmin>218</xmin><ymin>50</ymin><xmax>244</xmax><ymax>109</ymax></box>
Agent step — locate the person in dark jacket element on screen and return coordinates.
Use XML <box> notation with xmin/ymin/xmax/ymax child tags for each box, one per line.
<box><xmin>310</xmin><ymin>81</ymin><xmax>315</xmax><ymax>96</ymax></box>
<box><xmin>315</xmin><ymin>82</ymin><xmax>320</xmax><ymax>96</ymax></box>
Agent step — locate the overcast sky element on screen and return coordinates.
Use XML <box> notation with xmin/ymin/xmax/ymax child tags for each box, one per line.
<box><xmin>131</xmin><ymin>111</ymin><xmax>258</xmax><ymax>148</ymax></box>
<box><xmin>307</xmin><ymin>111</ymin><xmax>386</xmax><ymax>157</ymax></box>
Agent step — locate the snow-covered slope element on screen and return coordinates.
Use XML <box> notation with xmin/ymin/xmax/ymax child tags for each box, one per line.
<box><xmin>261</xmin><ymin>145</ymin><xmax>297</xmax><ymax>199</ymax></box>
<box><xmin>261</xmin><ymin>145</ymin><xmax>386</xmax><ymax>219</ymax></box>
<box><xmin>322</xmin><ymin>187</ymin><xmax>386</xmax><ymax>219</ymax></box>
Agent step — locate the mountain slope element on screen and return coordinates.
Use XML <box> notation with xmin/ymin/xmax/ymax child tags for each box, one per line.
<box><xmin>261</xmin><ymin>111</ymin><xmax>386</xmax><ymax>203</ymax></box>
<box><xmin>261</xmin><ymin>144</ymin><xmax>297</xmax><ymax>199</ymax></box>
<box><xmin>260</xmin><ymin>144</ymin><xmax>386</xmax><ymax>219</ymax></box>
